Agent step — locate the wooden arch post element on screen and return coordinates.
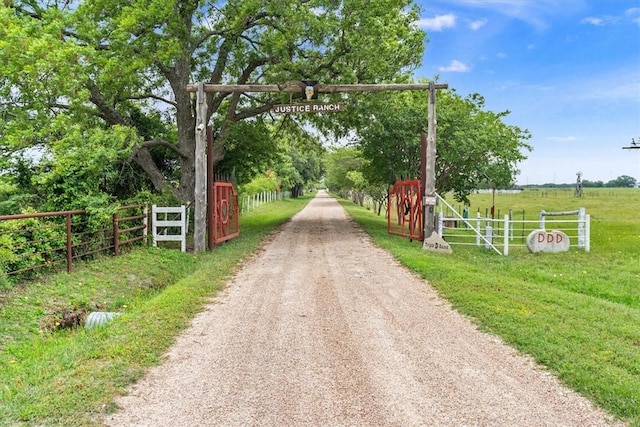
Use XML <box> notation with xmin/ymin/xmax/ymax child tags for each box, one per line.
<box><xmin>194</xmin><ymin>83</ymin><xmax>208</xmax><ymax>253</ymax></box>
<box><xmin>187</xmin><ymin>82</ymin><xmax>448</xmax><ymax>253</ymax></box>
<box><xmin>422</xmin><ymin>82</ymin><xmax>452</xmax><ymax>253</ymax></box>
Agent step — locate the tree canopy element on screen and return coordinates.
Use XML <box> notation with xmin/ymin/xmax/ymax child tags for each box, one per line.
<box><xmin>0</xmin><ymin>0</ymin><xmax>425</xmax><ymax>208</ymax></box>
<box><xmin>330</xmin><ymin>88</ymin><xmax>531</xmax><ymax>204</ymax></box>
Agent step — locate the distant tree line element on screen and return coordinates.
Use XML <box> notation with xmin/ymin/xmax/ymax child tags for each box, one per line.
<box><xmin>524</xmin><ymin>175</ymin><xmax>638</xmax><ymax>189</ymax></box>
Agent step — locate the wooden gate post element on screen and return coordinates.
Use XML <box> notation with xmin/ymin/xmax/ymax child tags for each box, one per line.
<box><xmin>422</xmin><ymin>82</ymin><xmax>451</xmax><ymax>253</ymax></box>
<box><xmin>194</xmin><ymin>83</ymin><xmax>208</xmax><ymax>253</ymax></box>
<box><xmin>423</xmin><ymin>82</ymin><xmax>437</xmax><ymax>239</ymax></box>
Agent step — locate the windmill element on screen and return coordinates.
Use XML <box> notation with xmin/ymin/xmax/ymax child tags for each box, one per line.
<box><xmin>622</xmin><ymin>137</ymin><xmax>640</xmax><ymax>188</ymax></box>
<box><xmin>574</xmin><ymin>172</ymin><xmax>583</xmax><ymax>197</ymax></box>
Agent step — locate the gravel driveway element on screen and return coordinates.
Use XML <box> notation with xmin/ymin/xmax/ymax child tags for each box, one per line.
<box><xmin>104</xmin><ymin>191</ymin><xmax>621</xmax><ymax>426</ymax></box>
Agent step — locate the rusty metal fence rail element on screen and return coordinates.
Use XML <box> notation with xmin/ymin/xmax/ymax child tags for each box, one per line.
<box><xmin>0</xmin><ymin>205</ymin><xmax>147</xmax><ymax>285</ymax></box>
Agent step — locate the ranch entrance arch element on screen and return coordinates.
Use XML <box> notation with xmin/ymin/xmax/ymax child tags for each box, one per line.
<box><xmin>186</xmin><ymin>81</ymin><xmax>448</xmax><ymax>253</ymax></box>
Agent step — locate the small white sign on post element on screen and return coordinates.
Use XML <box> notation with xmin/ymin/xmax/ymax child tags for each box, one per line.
<box><xmin>424</xmin><ymin>196</ymin><xmax>437</xmax><ymax>206</ymax></box>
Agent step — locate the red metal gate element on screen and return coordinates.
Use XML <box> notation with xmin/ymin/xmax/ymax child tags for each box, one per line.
<box><xmin>388</xmin><ymin>180</ymin><xmax>423</xmax><ymax>241</ymax></box>
<box><xmin>211</xmin><ymin>182</ymin><xmax>239</xmax><ymax>244</ymax></box>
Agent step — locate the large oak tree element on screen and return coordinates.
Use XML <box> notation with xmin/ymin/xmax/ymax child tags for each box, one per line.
<box><xmin>0</xmin><ymin>0</ymin><xmax>424</xmax><ymax>205</ymax></box>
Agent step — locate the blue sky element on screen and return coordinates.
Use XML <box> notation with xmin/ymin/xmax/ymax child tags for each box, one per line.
<box><xmin>413</xmin><ymin>0</ymin><xmax>640</xmax><ymax>185</ymax></box>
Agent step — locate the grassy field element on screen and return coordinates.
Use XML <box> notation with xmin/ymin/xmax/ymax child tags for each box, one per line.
<box><xmin>0</xmin><ymin>195</ymin><xmax>313</xmax><ymax>426</ymax></box>
<box><xmin>1</xmin><ymin>188</ymin><xmax>638</xmax><ymax>425</ymax></box>
<box><xmin>341</xmin><ymin>187</ymin><xmax>640</xmax><ymax>426</ymax></box>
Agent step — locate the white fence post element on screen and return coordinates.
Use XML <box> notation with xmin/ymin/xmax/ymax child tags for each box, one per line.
<box><xmin>585</xmin><ymin>214</ymin><xmax>591</xmax><ymax>252</ymax></box>
<box><xmin>504</xmin><ymin>214</ymin><xmax>510</xmax><ymax>256</ymax></box>
<box><xmin>577</xmin><ymin>207</ymin><xmax>586</xmax><ymax>249</ymax></box>
<box><xmin>476</xmin><ymin>212</ymin><xmax>482</xmax><ymax>247</ymax></box>
<box><xmin>484</xmin><ymin>225</ymin><xmax>493</xmax><ymax>250</ymax></box>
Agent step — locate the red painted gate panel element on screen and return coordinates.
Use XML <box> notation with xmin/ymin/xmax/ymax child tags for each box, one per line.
<box><xmin>388</xmin><ymin>180</ymin><xmax>423</xmax><ymax>241</ymax></box>
<box><xmin>212</xmin><ymin>182</ymin><xmax>239</xmax><ymax>244</ymax></box>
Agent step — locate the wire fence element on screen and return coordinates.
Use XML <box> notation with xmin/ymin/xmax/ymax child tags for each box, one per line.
<box><xmin>1</xmin><ymin>190</ymin><xmax>295</xmax><ymax>286</ymax></box>
<box><xmin>0</xmin><ymin>205</ymin><xmax>147</xmax><ymax>287</ymax></box>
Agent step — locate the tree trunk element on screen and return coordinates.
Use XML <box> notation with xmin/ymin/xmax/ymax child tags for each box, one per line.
<box><xmin>292</xmin><ymin>184</ymin><xmax>303</xmax><ymax>198</ymax></box>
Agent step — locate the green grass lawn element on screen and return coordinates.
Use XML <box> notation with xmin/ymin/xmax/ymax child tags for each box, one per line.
<box><xmin>1</xmin><ymin>188</ymin><xmax>638</xmax><ymax>425</ymax></box>
<box><xmin>340</xmin><ymin>187</ymin><xmax>640</xmax><ymax>426</ymax></box>
<box><xmin>0</xmin><ymin>195</ymin><xmax>313</xmax><ymax>427</ymax></box>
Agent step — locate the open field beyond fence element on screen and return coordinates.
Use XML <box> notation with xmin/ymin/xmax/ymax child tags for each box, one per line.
<box><xmin>442</xmin><ymin>187</ymin><xmax>640</xmax><ymax>254</ymax></box>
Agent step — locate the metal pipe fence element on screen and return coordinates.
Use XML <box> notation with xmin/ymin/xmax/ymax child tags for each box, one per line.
<box><xmin>436</xmin><ymin>211</ymin><xmax>590</xmax><ymax>255</ymax></box>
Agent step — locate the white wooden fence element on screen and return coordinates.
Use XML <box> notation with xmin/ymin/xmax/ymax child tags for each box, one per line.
<box><xmin>435</xmin><ymin>195</ymin><xmax>590</xmax><ymax>256</ymax></box>
<box><xmin>240</xmin><ymin>191</ymin><xmax>291</xmax><ymax>213</ymax></box>
<box><xmin>152</xmin><ymin>205</ymin><xmax>187</xmax><ymax>252</ymax></box>
<box><xmin>150</xmin><ymin>191</ymin><xmax>290</xmax><ymax>252</ymax></box>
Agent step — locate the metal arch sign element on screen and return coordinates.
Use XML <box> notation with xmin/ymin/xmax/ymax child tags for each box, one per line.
<box><xmin>272</xmin><ymin>103</ymin><xmax>344</xmax><ymax>114</ymax></box>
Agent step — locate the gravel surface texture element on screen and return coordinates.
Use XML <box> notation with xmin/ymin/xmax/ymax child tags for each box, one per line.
<box><xmin>104</xmin><ymin>191</ymin><xmax>622</xmax><ymax>426</ymax></box>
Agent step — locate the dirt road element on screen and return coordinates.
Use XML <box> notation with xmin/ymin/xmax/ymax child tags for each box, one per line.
<box><xmin>104</xmin><ymin>191</ymin><xmax>620</xmax><ymax>426</ymax></box>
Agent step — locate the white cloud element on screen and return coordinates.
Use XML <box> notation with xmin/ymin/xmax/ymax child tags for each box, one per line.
<box><xmin>469</xmin><ymin>18</ymin><xmax>488</xmax><ymax>30</ymax></box>
<box><xmin>574</xmin><ymin>67</ymin><xmax>640</xmax><ymax>102</ymax></box>
<box><xmin>582</xmin><ymin>13</ymin><xmax>628</xmax><ymax>26</ymax></box>
<box><xmin>581</xmin><ymin>17</ymin><xmax>604</xmax><ymax>26</ymax></box>
<box><xmin>417</xmin><ymin>14</ymin><xmax>456</xmax><ymax>31</ymax></box>
<box><xmin>582</xmin><ymin>15</ymin><xmax>623</xmax><ymax>26</ymax></box>
<box><xmin>432</xmin><ymin>0</ymin><xmax>578</xmax><ymax>30</ymax></box>
<box><xmin>580</xmin><ymin>8</ymin><xmax>640</xmax><ymax>27</ymax></box>
<box><xmin>625</xmin><ymin>7</ymin><xmax>640</xmax><ymax>25</ymax></box>
<box><xmin>496</xmin><ymin>52</ymin><xmax>508</xmax><ymax>59</ymax></box>
<box><xmin>547</xmin><ymin>136</ymin><xmax>579</xmax><ymax>143</ymax></box>
<box><xmin>438</xmin><ymin>60</ymin><xmax>470</xmax><ymax>72</ymax></box>
<box><xmin>625</xmin><ymin>7</ymin><xmax>640</xmax><ymax>16</ymax></box>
